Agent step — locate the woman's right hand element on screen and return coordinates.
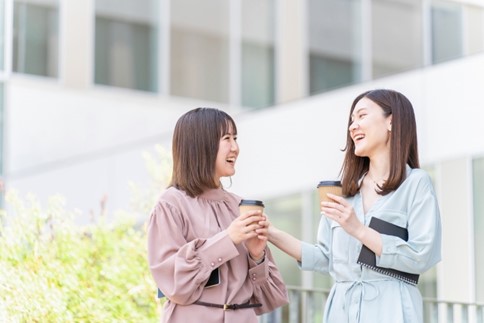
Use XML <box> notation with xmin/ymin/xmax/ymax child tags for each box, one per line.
<box><xmin>227</xmin><ymin>210</ymin><xmax>265</xmax><ymax>244</ymax></box>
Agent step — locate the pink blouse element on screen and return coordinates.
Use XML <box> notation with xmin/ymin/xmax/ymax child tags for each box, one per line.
<box><xmin>147</xmin><ymin>187</ymin><xmax>288</xmax><ymax>323</ymax></box>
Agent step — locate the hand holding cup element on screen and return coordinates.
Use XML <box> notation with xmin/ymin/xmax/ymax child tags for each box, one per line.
<box><xmin>317</xmin><ymin>181</ymin><xmax>342</xmax><ymax>203</ymax></box>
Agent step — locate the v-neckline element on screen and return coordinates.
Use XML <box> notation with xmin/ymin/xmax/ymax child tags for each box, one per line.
<box><xmin>358</xmin><ymin>166</ymin><xmax>410</xmax><ymax>221</ymax></box>
<box><xmin>359</xmin><ymin>173</ymin><xmax>381</xmax><ymax>215</ymax></box>
<box><xmin>358</xmin><ymin>173</ymin><xmax>391</xmax><ymax>221</ymax></box>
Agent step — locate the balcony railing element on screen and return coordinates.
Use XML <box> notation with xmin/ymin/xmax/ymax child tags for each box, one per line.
<box><xmin>260</xmin><ymin>286</ymin><xmax>484</xmax><ymax>323</ymax></box>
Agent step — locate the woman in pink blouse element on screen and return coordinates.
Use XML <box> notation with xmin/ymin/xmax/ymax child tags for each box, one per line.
<box><xmin>147</xmin><ymin>107</ymin><xmax>288</xmax><ymax>322</ymax></box>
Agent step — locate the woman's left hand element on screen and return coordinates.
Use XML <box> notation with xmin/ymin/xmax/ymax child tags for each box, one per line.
<box><xmin>321</xmin><ymin>193</ymin><xmax>365</xmax><ymax>239</ymax></box>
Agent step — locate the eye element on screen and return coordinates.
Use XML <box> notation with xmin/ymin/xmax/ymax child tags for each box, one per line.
<box><xmin>233</xmin><ymin>135</ymin><xmax>238</xmax><ymax>141</ymax></box>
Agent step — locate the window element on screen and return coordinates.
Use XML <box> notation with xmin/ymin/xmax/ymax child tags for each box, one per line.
<box><xmin>265</xmin><ymin>193</ymin><xmax>303</xmax><ymax>286</ymax></box>
<box><xmin>13</xmin><ymin>0</ymin><xmax>58</xmax><ymax>77</ymax></box>
<box><xmin>307</xmin><ymin>0</ymin><xmax>361</xmax><ymax>95</ymax></box>
<box><xmin>431</xmin><ymin>1</ymin><xmax>463</xmax><ymax>64</ymax></box>
<box><xmin>95</xmin><ymin>0</ymin><xmax>158</xmax><ymax>92</ymax></box>
<box><xmin>372</xmin><ymin>0</ymin><xmax>423</xmax><ymax>78</ymax></box>
<box><xmin>241</xmin><ymin>0</ymin><xmax>275</xmax><ymax>109</ymax></box>
<box><xmin>473</xmin><ymin>157</ymin><xmax>484</xmax><ymax>302</ymax></box>
<box><xmin>170</xmin><ymin>0</ymin><xmax>229</xmax><ymax>103</ymax></box>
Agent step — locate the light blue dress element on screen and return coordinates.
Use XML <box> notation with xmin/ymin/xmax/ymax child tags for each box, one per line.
<box><xmin>300</xmin><ymin>166</ymin><xmax>442</xmax><ymax>323</ymax></box>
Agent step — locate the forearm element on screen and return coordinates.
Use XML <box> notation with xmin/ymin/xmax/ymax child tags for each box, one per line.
<box><xmin>355</xmin><ymin>226</ymin><xmax>382</xmax><ymax>256</ymax></box>
<box><xmin>268</xmin><ymin>226</ymin><xmax>302</xmax><ymax>262</ymax></box>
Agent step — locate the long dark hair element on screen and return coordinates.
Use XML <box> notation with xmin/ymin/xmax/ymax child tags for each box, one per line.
<box><xmin>170</xmin><ymin>107</ymin><xmax>237</xmax><ymax>197</ymax></box>
<box><xmin>340</xmin><ymin>89</ymin><xmax>419</xmax><ymax>196</ymax></box>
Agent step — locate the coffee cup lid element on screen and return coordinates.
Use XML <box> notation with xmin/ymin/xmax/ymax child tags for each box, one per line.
<box><xmin>239</xmin><ymin>199</ymin><xmax>265</xmax><ymax>207</ymax></box>
<box><xmin>317</xmin><ymin>180</ymin><xmax>342</xmax><ymax>188</ymax></box>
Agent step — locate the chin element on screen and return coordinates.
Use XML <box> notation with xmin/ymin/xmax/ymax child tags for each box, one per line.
<box><xmin>353</xmin><ymin>147</ymin><xmax>367</xmax><ymax>157</ymax></box>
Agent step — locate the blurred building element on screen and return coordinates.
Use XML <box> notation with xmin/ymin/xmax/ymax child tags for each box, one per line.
<box><xmin>1</xmin><ymin>0</ymin><xmax>484</xmax><ymax>316</ymax></box>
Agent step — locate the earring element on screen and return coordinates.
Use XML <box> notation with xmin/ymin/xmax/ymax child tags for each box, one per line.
<box><xmin>221</xmin><ymin>177</ymin><xmax>233</xmax><ymax>189</ymax></box>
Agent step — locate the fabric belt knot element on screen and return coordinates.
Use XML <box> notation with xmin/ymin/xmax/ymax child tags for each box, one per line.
<box><xmin>194</xmin><ymin>300</ymin><xmax>262</xmax><ymax>311</ymax></box>
<box><xmin>341</xmin><ymin>280</ymin><xmax>380</xmax><ymax>323</ymax></box>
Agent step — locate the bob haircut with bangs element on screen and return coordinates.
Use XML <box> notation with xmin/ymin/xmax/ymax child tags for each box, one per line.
<box><xmin>340</xmin><ymin>89</ymin><xmax>420</xmax><ymax>197</ymax></box>
<box><xmin>170</xmin><ymin>107</ymin><xmax>237</xmax><ymax>197</ymax></box>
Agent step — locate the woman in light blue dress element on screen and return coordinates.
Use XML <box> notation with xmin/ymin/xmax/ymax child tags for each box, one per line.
<box><xmin>268</xmin><ymin>89</ymin><xmax>442</xmax><ymax>323</ymax></box>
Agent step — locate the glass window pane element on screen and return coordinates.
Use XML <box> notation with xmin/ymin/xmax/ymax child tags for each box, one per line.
<box><xmin>170</xmin><ymin>0</ymin><xmax>229</xmax><ymax>103</ymax></box>
<box><xmin>265</xmin><ymin>193</ymin><xmax>302</xmax><ymax>286</ymax></box>
<box><xmin>95</xmin><ymin>0</ymin><xmax>158</xmax><ymax>92</ymax></box>
<box><xmin>241</xmin><ymin>0</ymin><xmax>275</xmax><ymax>109</ymax></box>
<box><xmin>473</xmin><ymin>157</ymin><xmax>484</xmax><ymax>302</ymax></box>
<box><xmin>308</xmin><ymin>0</ymin><xmax>361</xmax><ymax>95</ymax></box>
<box><xmin>372</xmin><ymin>0</ymin><xmax>423</xmax><ymax>78</ymax></box>
<box><xmin>431</xmin><ymin>1</ymin><xmax>463</xmax><ymax>64</ymax></box>
<box><xmin>13</xmin><ymin>1</ymin><xmax>59</xmax><ymax>77</ymax></box>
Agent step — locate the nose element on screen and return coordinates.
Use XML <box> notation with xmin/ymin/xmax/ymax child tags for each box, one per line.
<box><xmin>349</xmin><ymin>121</ymin><xmax>359</xmax><ymax>132</ymax></box>
<box><xmin>230</xmin><ymin>138</ymin><xmax>239</xmax><ymax>152</ymax></box>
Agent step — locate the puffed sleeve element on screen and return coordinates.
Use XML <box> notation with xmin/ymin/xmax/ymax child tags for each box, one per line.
<box><xmin>147</xmin><ymin>200</ymin><xmax>239</xmax><ymax>305</ymax></box>
<box><xmin>376</xmin><ymin>174</ymin><xmax>442</xmax><ymax>274</ymax></box>
<box><xmin>247</xmin><ymin>247</ymin><xmax>289</xmax><ymax>314</ymax></box>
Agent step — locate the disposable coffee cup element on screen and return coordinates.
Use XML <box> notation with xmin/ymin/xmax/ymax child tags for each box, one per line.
<box><xmin>239</xmin><ymin>200</ymin><xmax>265</xmax><ymax>226</ymax></box>
<box><xmin>239</xmin><ymin>199</ymin><xmax>265</xmax><ymax>215</ymax></box>
<box><xmin>317</xmin><ymin>181</ymin><xmax>342</xmax><ymax>203</ymax></box>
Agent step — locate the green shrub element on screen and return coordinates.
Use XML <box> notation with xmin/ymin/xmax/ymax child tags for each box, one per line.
<box><xmin>0</xmin><ymin>191</ymin><xmax>160</xmax><ymax>322</ymax></box>
<box><xmin>0</xmin><ymin>146</ymin><xmax>173</xmax><ymax>322</ymax></box>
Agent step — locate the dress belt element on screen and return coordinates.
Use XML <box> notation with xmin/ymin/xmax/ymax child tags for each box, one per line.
<box><xmin>194</xmin><ymin>300</ymin><xmax>262</xmax><ymax>311</ymax></box>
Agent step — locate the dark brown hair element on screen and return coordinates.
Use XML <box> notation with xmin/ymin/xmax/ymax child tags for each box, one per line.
<box><xmin>340</xmin><ymin>89</ymin><xmax>420</xmax><ymax>196</ymax></box>
<box><xmin>170</xmin><ymin>107</ymin><xmax>237</xmax><ymax>197</ymax></box>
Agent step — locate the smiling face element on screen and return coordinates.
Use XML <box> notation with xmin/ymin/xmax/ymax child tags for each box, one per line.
<box><xmin>349</xmin><ymin>97</ymin><xmax>392</xmax><ymax>159</ymax></box>
<box><xmin>214</xmin><ymin>125</ymin><xmax>239</xmax><ymax>184</ymax></box>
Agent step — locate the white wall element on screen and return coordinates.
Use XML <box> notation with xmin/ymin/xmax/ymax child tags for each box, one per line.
<box><xmin>4</xmin><ymin>54</ymin><xmax>484</xmax><ymax>223</ymax></box>
<box><xmin>4</xmin><ymin>76</ymin><xmax>216</xmax><ymax>217</ymax></box>
<box><xmin>231</xmin><ymin>53</ymin><xmax>484</xmax><ymax>200</ymax></box>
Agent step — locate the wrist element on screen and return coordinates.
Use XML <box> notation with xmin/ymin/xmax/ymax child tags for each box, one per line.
<box><xmin>250</xmin><ymin>250</ymin><xmax>266</xmax><ymax>264</ymax></box>
<box><xmin>268</xmin><ymin>226</ymin><xmax>278</xmax><ymax>243</ymax></box>
<box><xmin>355</xmin><ymin>224</ymin><xmax>367</xmax><ymax>241</ymax></box>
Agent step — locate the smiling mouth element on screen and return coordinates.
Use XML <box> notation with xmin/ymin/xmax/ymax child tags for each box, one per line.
<box><xmin>226</xmin><ymin>157</ymin><xmax>236</xmax><ymax>165</ymax></box>
<box><xmin>354</xmin><ymin>134</ymin><xmax>365</xmax><ymax>142</ymax></box>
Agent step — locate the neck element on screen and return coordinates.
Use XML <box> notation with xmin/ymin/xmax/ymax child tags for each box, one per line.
<box><xmin>367</xmin><ymin>161</ymin><xmax>389</xmax><ymax>185</ymax></box>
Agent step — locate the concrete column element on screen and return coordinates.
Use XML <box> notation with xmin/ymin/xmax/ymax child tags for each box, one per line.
<box><xmin>437</xmin><ymin>158</ymin><xmax>474</xmax><ymax>303</ymax></box>
<box><xmin>59</xmin><ymin>0</ymin><xmax>94</xmax><ymax>88</ymax></box>
<box><xmin>276</xmin><ymin>0</ymin><xmax>306</xmax><ymax>103</ymax></box>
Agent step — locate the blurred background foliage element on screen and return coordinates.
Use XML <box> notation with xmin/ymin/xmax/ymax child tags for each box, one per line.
<box><xmin>0</xmin><ymin>145</ymin><xmax>172</xmax><ymax>322</ymax></box>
